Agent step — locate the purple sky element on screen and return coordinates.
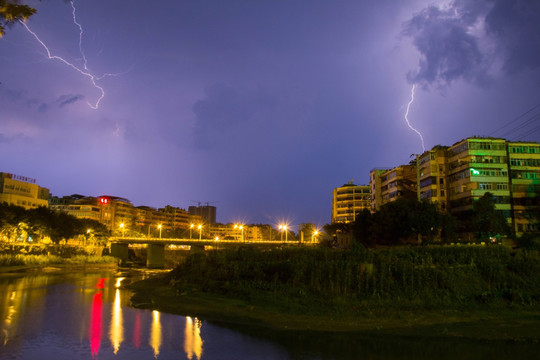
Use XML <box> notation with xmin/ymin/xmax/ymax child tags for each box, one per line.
<box><xmin>1</xmin><ymin>0</ymin><xmax>539</xmax><ymax>227</ymax></box>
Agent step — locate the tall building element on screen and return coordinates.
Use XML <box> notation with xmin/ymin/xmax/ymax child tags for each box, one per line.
<box><xmin>0</xmin><ymin>172</ymin><xmax>50</xmax><ymax>209</ymax></box>
<box><xmin>188</xmin><ymin>205</ymin><xmax>217</xmax><ymax>225</ymax></box>
<box><xmin>97</xmin><ymin>195</ymin><xmax>135</xmax><ymax>231</ymax></box>
<box><xmin>418</xmin><ymin>147</ymin><xmax>449</xmax><ymax>210</ymax></box>
<box><xmin>369</xmin><ymin>168</ymin><xmax>388</xmax><ymax>213</ymax></box>
<box><xmin>508</xmin><ymin>141</ymin><xmax>540</xmax><ymax>234</ymax></box>
<box><xmin>368</xmin><ymin>137</ymin><xmax>540</xmax><ymax>236</ymax></box>
<box><xmin>369</xmin><ymin>165</ymin><xmax>416</xmax><ymax>212</ymax></box>
<box><xmin>446</xmin><ymin>138</ymin><xmax>511</xmax><ymax>225</ymax></box>
<box><xmin>331</xmin><ymin>181</ymin><xmax>370</xmax><ymax>223</ymax></box>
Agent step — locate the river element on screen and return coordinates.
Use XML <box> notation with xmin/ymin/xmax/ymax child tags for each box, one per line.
<box><xmin>0</xmin><ymin>269</ymin><xmax>537</xmax><ymax>360</ymax></box>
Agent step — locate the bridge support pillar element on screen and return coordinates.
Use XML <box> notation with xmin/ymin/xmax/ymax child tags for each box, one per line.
<box><xmin>190</xmin><ymin>244</ymin><xmax>205</xmax><ymax>253</ymax></box>
<box><xmin>147</xmin><ymin>243</ymin><xmax>165</xmax><ymax>268</ymax></box>
<box><xmin>110</xmin><ymin>243</ymin><xmax>129</xmax><ymax>266</ymax></box>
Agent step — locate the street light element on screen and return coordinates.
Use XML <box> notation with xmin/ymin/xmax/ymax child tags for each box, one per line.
<box><xmin>158</xmin><ymin>224</ymin><xmax>162</xmax><ymax>239</ymax></box>
<box><xmin>190</xmin><ymin>224</ymin><xmax>194</xmax><ymax>240</ymax></box>
<box><xmin>120</xmin><ymin>223</ymin><xmax>125</xmax><ymax>237</ymax></box>
<box><xmin>279</xmin><ymin>224</ymin><xmax>288</xmax><ymax>241</ymax></box>
<box><xmin>312</xmin><ymin>230</ymin><xmax>319</xmax><ymax>243</ymax></box>
<box><xmin>235</xmin><ymin>224</ymin><xmax>244</xmax><ymax>242</ymax></box>
<box><xmin>198</xmin><ymin>224</ymin><xmax>202</xmax><ymax>240</ymax></box>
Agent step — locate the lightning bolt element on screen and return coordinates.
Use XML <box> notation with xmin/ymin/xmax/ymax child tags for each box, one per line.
<box><xmin>19</xmin><ymin>0</ymin><xmax>124</xmax><ymax>109</ymax></box>
<box><xmin>404</xmin><ymin>84</ymin><xmax>426</xmax><ymax>152</ymax></box>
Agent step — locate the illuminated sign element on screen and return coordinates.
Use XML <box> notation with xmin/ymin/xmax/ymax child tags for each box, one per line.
<box><xmin>99</xmin><ymin>197</ymin><xmax>109</xmax><ymax>205</ymax></box>
<box><xmin>470</xmin><ymin>168</ymin><xmax>480</xmax><ymax>175</ymax></box>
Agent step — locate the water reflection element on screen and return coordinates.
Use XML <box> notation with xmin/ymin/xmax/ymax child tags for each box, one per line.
<box><xmin>2</xmin><ymin>272</ymin><xmax>537</xmax><ymax>360</ymax></box>
<box><xmin>150</xmin><ymin>310</ymin><xmax>162</xmax><ymax>357</ymax></box>
<box><xmin>89</xmin><ymin>278</ymin><xmax>105</xmax><ymax>358</ymax></box>
<box><xmin>184</xmin><ymin>317</ymin><xmax>203</xmax><ymax>360</ymax></box>
<box><xmin>110</xmin><ymin>288</ymin><xmax>123</xmax><ymax>354</ymax></box>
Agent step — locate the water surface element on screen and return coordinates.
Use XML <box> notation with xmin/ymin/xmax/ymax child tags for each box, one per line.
<box><xmin>0</xmin><ymin>270</ymin><xmax>537</xmax><ymax>359</ymax></box>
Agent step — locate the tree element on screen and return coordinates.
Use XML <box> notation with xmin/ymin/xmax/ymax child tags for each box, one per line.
<box><xmin>0</xmin><ymin>0</ymin><xmax>36</xmax><ymax>37</ymax></box>
<box><xmin>472</xmin><ymin>192</ymin><xmax>511</xmax><ymax>240</ymax></box>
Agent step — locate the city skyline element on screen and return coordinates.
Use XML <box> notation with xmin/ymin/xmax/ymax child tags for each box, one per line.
<box><xmin>1</xmin><ymin>0</ymin><xmax>539</xmax><ymax>225</ymax></box>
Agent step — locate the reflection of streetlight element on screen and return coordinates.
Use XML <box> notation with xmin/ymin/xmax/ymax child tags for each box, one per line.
<box><xmin>190</xmin><ymin>224</ymin><xmax>194</xmax><ymax>240</ymax></box>
<box><xmin>158</xmin><ymin>224</ymin><xmax>162</xmax><ymax>239</ymax></box>
<box><xmin>120</xmin><ymin>223</ymin><xmax>125</xmax><ymax>237</ymax></box>
<box><xmin>312</xmin><ymin>230</ymin><xmax>319</xmax><ymax>243</ymax></box>
<box><xmin>198</xmin><ymin>225</ymin><xmax>202</xmax><ymax>240</ymax></box>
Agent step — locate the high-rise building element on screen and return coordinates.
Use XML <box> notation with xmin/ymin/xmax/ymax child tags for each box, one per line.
<box><xmin>446</xmin><ymin>138</ymin><xmax>511</xmax><ymax>225</ymax></box>
<box><xmin>368</xmin><ymin>137</ymin><xmax>539</xmax><ymax>236</ymax></box>
<box><xmin>507</xmin><ymin>141</ymin><xmax>540</xmax><ymax>235</ymax></box>
<box><xmin>418</xmin><ymin>147</ymin><xmax>448</xmax><ymax>210</ymax></box>
<box><xmin>331</xmin><ymin>181</ymin><xmax>370</xmax><ymax>223</ymax></box>
<box><xmin>188</xmin><ymin>205</ymin><xmax>217</xmax><ymax>225</ymax></box>
<box><xmin>0</xmin><ymin>172</ymin><xmax>50</xmax><ymax>209</ymax></box>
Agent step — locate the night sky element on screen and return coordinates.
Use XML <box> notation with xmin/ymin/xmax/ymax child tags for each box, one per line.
<box><xmin>1</xmin><ymin>0</ymin><xmax>539</xmax><ymax>227</ymax></box>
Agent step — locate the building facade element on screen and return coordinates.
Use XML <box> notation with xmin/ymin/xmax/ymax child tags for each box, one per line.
<box><xmin>368</xmin><ymin>137</ymin><xmax>539</xmax><ymax>236</ymax></box>
<box><xmin>331</xmin><ymin>181</ymin><xmax>370</xmax><ymax>223</ymax></box>
<box><xmin>507</xmin><ymin>141</ymin><xmax>540</xmax><ymax>234</ymax></box>
<box><xmin>0</xmin><ymin>172</ymin><xmax>50</xmax><ymax>209</ymax></box>
<box><xmin>446</xmin><ymin>138</ymin><xmax>512</xmax><ymax>225</ymax></box>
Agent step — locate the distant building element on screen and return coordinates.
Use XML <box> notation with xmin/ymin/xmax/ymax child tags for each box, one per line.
<box><xmin>188</xmin><ymin>205</ymin><xmax>217</xmax><ymax>225</ymax></box>
<box><xmin>331</xmin><ymin>181</ymin><xmax>370</xmax><ymax>223</ymax></box>
<box><xmin>0</xmin><ymin>172</ymin><xmax>50</xmax><ymax>209</ymax></box>
<box><xmin>49</xmin><ymin>195</ymin><xmax>101</xmax><ymax>222</ymax></box>
<box><xmin>418</xmin><ymin>147</ymin><xmax>449</xmax><ymax>210</ymax></box>
<box><xmin>369</xmin><ymin>165</ymin><xmax>416</xmax><ymax>212</ymax></box>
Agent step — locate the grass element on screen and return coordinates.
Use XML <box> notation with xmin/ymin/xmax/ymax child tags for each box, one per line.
<box><xmin>0</xmin><ymin>253</ymin><xmax>117</xmax><ymax>267</ymax></box>
<box><xmin>128</xmin><ymin>245</ymin><xmax>540</xmax><ymax>340</ymax></box>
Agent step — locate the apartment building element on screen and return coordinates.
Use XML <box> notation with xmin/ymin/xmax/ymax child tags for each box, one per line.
<box><xmin>368</xmin><ymin>137</ymin><xmax>539</xmax><ymax>235</ymax></box>
<box><xmin>49</xmin><ymin>195</ymin><xmax>101</xmax><ymax>222</ymax></box>
<box><xmin>331</xmin><ymin>181</ymin><xmax>370</xmax><ymax>223</ymax></box>
<box><xmin>446</xmin><ymin>138</ymin><xmax>512</xmax><ymax>224</ymax></box>
<box><xmin>418</xmin><ymin>147</ymin><xmax>448</xmax><ymax>210</ymax></box>
<box><xmin>508</xmin><ymin>141</ymin><xmax>540</xmax><ymax>234</ymax></box>
<box><xmin>0</xmin><ymin>172</ymin><xmax>50</xmax><ymax>209</ymax></box>
<box><xmin>369</xmin><ymin>165</ymin><xmax>417</xmax><ymax>213</ymax></box>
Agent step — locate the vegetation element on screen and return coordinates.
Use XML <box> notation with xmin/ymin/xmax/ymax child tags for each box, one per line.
<box><xmin>0</xmin><ymin>203</ymin><xmax>109</xmax><ymax>244</ymax></box>
<box><xmin>165</xmin><ymin>245</ymin><xmax>540</xmax><ymax>312</ymax></box>
<box><xmin>0</xmin><ymin>0</ymin><xmax>36</xmax><ymax>37</ymax></box>
<box><xmin>324</xmin><ymin>193</ymin><xmax>519</xmax><ymax>247</ymax></box>
<box><xmin>0</xmin><ymin>253</ymin><xmax>117</xmax><ymax>267</ymax></box>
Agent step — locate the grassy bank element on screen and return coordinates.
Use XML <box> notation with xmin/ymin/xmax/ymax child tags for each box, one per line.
<box><xmin>129</xmin><ymin>245</ymin><xmax>540</xmax><ymax>339</ymax></box>
<box><xmin>0</xmin><ymin>253</ymin><xmax>117</xmax><ymax>267</ymax></box>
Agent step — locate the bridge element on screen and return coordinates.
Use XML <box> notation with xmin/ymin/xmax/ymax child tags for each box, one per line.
<box><xmin>109</xmin><ymin>237</ymin><xmax>315</xmax><ymax>268</ymax></box>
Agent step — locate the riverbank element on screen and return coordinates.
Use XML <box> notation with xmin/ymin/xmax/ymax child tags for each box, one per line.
<box><xmin>129</xmin><ymin>275</ymin><xmax>540</xmax><ymax>341</ymax></box>
<box><xmin>128</xmin><ymin>245</ymin><xmax>540</xmax><ymax>341</ymax></box>
<box><xmin>0</xmin><ymin>253</ymin><xmax>118</xmax><ymax>273</ymax></box>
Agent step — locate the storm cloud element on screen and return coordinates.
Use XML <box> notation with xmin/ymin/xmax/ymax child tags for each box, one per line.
<box><xmin>404</xmin><ymin>0</ymin><xmax>540</xmax><ymax>86</ymax></box>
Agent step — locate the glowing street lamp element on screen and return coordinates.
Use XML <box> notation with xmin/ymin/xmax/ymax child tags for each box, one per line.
<box><xmin>312</xmin><ymin>230</ymin><xmax>319</xmax><ymax>243</ymax></box>
<box><xmin>234</xmin><ymin>224</ymin><xmax>244</xmax><ymax>241</ymax></box>
<box><xmin>120</xmin><ymin>223</ymin><xmax>125</xmax><ymax>237</ymax></box>
<box><xmin>198</xmin><ymin>224</ymin><xmax>202</xmax><ymax>240</ymax></box>
<box><xmin>279</xmin><ymin>225</ymin><xmax>288</xmax><ymax>241</ymax></box>
<box><xmin>158</xmin><ymin>224</ymin><xmax>162</xmax><ymax>239</ymax></box>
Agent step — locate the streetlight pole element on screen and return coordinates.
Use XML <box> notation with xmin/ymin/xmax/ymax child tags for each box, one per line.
<box><xmin>158</xmin><ymin>224</ymin><xmax>162</xmax><ymax>239</ymax></box>
<box><xmin>120</xmin><ymin>223</ymin><xmax>125</xmax><ymax>237</ymax></box>
<box><xmin>198</xmin><ymin>224</ymin><xmax>202</xmax><ymax>240</ymax></box>
<box><xmin>312</xmin><ymin>230</ymin><xmax>319</xmax><ymax>243</ymax></box>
